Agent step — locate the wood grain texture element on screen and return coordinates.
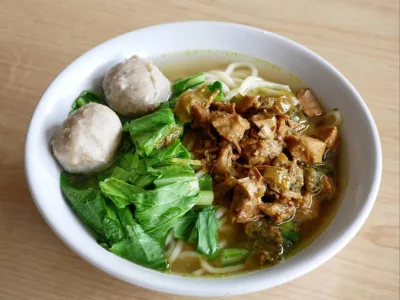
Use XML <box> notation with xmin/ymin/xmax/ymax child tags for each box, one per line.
<box><xmin>0</xmin><ymin>0</ymin><xmax>399</xmax><ymax>299</ymax></box>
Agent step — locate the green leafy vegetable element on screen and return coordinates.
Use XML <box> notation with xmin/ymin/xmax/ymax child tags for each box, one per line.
<box><xmin>129</xmin><ymin>108</ymin><xmax>176</xmax><ymax>156</ymax></box>
<box><xmin>119</xmin><ymin>131</ymin><xmax>134</xmax><ymax>154</ymax></box>
<box><xmin>172</xmin><ymin>73</ymin><xmax>205</xmax><ymax>94</ymax></box>
<box><xmin>207</xmin><ymin>81</ymin><xmax>224</xmax><ymax>101</ymax></box>
<box><xmin>101</xmin><ymin>164</ymin><xmax>154</xmax><ymax>190</ymax></box>
<box><xmin>187</xmin><ymin>223</ymin><xmax>198</xmax><ymax>243</ymax></box>
<box><xmin>99</xmin><ymin>178</ymin><xmax>145</xmax><ymax>208</ymax></box>
<box><xmin>112</xmin><ymin>152</ymin><xmax>155</xmax><ymax>188</ymax></box>
<box><xmin>62</xmin><ymin>172</ymin><xmax>168</xmax><ymax>269</ymax></box>
<box><xmin>114</xmin><ymin>152</ymin><xmax>138</xmax><ymax>172</ymax></box>
<box><xmin>109</xmin><ymin>167</ymin><xmax>132</xmax><ymax>181</ymax></box>
<box><xmin>60</xmin><ymin>172</ymin><xmax>125</xmax><ymax>245</ymax></box>
<box><xmin>198</xmin><ymin>174</ymin><xmax>212</xmax><ymax>191</ymax></box>
<box><xmin>104</xmin><ymin>142</ymin><xmax>193</xmax><ymax>192</ymax></box>
<box><xmin>70</xmin><ymin>91</ymin><xmax>104</xmax><ymax>112</ymax></box>
<box><xmin>195</xmin><ymin>206</ymin><xmax>219</xmax><ymax>260</ymax></box>
<box><xmin>196</xmin><ymin>174</ymin><xmax>214</xmax><ymax>205</ymax></box>
<box><xmin>172</xmin><ymin>209</ymin><xmax>198</xmax><ymax>241</ymax></box>
<box><xmin>148</xmin><ymin>164</ymin><xmax>196</xmax><ymax>188</ymax></box>
<box><xmin>96</xmin><ymin>167</ymin><xmax>116</xmax><ymax>182</ymax></box>
<box><xmin>131</xmin><ymin>180</ymin><xmax>200</xmax><ymax>235</ymax></box>
<box><xmin>158</xmin><ymin>96</ymin><xmax>179</xmax><ymax>110</ymax></box>
<box><xmin>282</xmin><ymin>231</ymin><xmax>300</xmax><ymax>243</ymax></box>
<box><xmin>279</xmin><ymin>221</ymin><xmax>300</xmax><ymax>242</ymax></box>
<box><xmin>132</xmin><ymin>175</ymin><xmax>154</xmax><ymax>189</ymax></box>
<box><xmin>122</xmin><ymin>122</ymin><xmax>130</xmax><ymax>132</ymax></box>
<box><xmin>146</xmin><ymin>140</ymin><xmax>190</xmax><ymax>167</ymax></box>
<box><xmin>221</xmin><ymin>248</ymin><xmax>250</xmax><ymax>266</ymax></box>
<box><xmin>111</xmin><ymin>208</ymin><xmax>168</xmax><ymax>270</ymax></box>
<box><xmin>196</xmin><ymin>191</ymin><xmax>214</xmax><ymax>206</ymax></box>
<box><xmin>129</xmin><ymin>108</ymin><xmax>175</xmax><ymax>133</ymax></box>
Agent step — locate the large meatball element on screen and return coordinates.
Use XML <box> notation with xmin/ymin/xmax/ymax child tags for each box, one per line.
<box><xmin>52</xmin><ymin>103</ymin><xmax>122</xmax><ymax>174</ymax></box>
<box><xmin>102</xmin><ymin>55</ymin><xmax>171</xmax><ymax>116</ymax></box>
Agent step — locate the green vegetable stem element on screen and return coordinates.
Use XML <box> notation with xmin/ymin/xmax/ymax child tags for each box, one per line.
<box><xmin>172</xmin><ymin>73</ymin><xmax>206</xmax><ymax>94</ymax></box>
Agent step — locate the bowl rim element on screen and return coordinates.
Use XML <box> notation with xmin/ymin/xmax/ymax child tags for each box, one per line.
<box><xmin>25</xmin><ymin>21</ymin><xmax>382</xmax><ymax>296</ymax></box>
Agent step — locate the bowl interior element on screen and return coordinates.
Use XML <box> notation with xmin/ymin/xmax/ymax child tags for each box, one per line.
<box><xmin>25</xmin><ymin>21</ymin><xmax>381</xmax><ymax>297</ymax></box>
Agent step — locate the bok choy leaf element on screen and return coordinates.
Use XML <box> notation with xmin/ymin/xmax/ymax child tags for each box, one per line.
<box><xmin>70</xmin><ymin>91</ymin><xmax>105</xmax><ymax>113</ymax></box>
<box><xmin>195</xmin><ymin>206</ymin><xmax>219</xmax><ymax>260</ymax></box>
<box><xmin>220</xmin><ymin>248</ymin><xmax>250</xmax><ymax>266</ymax></box>
<box><xmin>207</xmin><ymin>81</ymin><xmax>224</xmax><ymax>101</ymax></box>
<box><xmin>128</xmin><ymin>108</ymin><xmax>176</xmax><ymax>156</ymax></box>
<box><xmin>99</xmin><ymin>178</ymin><xmax>145</xmax><ymax>208</ymax></box>
<box><xmin>60</xmin><ymin>171</ymin><xmax>126</xmax><ymax>245</ymax></box>
<box><xmin>172</xmin><ymin>73</ymin><xmax>205</xmax><ymax>94</ymax></box>
<box><xmin>111</xmin><ymin>207</ymin><xmax>168</xmax><ymax>270</ymax></box>
<box><xmin>172</xmin><ymin>209</ymin><xmax>198</xmax><ymax>241</ymax></box>
<box><xmin>130</xmin><ymin>180</ymin><xmax>200</xmax><ymax>235</ymax></box>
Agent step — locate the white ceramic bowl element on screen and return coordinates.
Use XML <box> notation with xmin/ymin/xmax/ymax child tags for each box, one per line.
<box><xmin>25</xmin><ymin>21</ymin><xmax>381</xmax><ymax>297</ymax></box>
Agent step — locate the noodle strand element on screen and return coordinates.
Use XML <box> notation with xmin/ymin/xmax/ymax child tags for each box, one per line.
<box><xmin>205</xmin><ymin>62</ymin><xmax>292</xmax><ymax>100</ymax></box>
<box><xmin>192</xmin><ymin>268</ymin><xmax>206</xmax><ymax>276</ymax></box>
<box><xmin>165</xmin><ymin>238</ymin><xmax>176</xmax><ymax>258</ymax></box>
<box><xmin>168</xmin><ymin>240</ymin><xmax>183</xmax><ymax>264</ymax></box>
<box><xmin>215</xmin><ymin>207</ymin><xmax>227</xmax><ymax>219</ymax></box>
<box><xmin>200</xmin><ymin>259</ymin><xmax>245</xmax><ymax>274</ymax></box>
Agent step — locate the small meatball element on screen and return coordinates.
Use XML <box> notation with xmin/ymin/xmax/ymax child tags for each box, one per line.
<box><xmin>285</xmin><ymin>136</ymin><xmax>326</xmax><ymax>164</ymax></box>
<box><xmin>251</xmin><ymin>114</ymin><xmax>277</xmax><ymax>139</ymax></box>
<box><xmin>103</xmin><ymin>55</ymin><xmax>171</xmax><ymax>116</ymax></box>
<box><xmin>312</xmin><ymin>126</ymin><xmax>340</xmax><ymax>149</ymax></box>
<box><xmin>241</xmin><ymin>138</ymin><xmax>283</xmax><ymax>165</ymax></box>
<box><xmin>52</xmin><ymin>103</ymin><xmax>122</xmax><ymax>174</ymax></box>
<box><xmin>258</xmin><ymin>201</ymin><xmax>296</xmax><ymax>224</ymax></box>
<box><xmin>297</xmin><ymin>88</ymin><xmax>324</xmax><ymax>117</ymax></box>
<box><xmin>210</xmin><ymin>111</ymin><xmax>250</xmax><ymax>145</ymax></box>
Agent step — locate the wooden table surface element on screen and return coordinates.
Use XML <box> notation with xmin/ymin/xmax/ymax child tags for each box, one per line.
<box><xmin>1</xmin><ymin>0</ymin><xmax>399</xmax><ymax>299</ymax></box>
